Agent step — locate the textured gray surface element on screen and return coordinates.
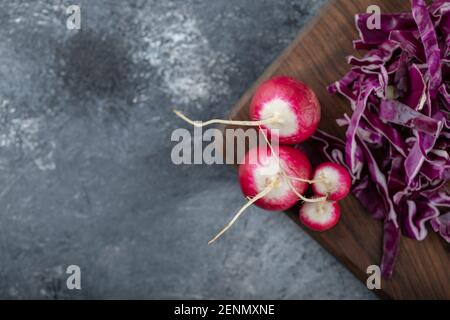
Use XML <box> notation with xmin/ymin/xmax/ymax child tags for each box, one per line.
<box><xmin>0</xmin><ymin>0</ymin><xmax>375</xmax><ymax>299</ymax></box>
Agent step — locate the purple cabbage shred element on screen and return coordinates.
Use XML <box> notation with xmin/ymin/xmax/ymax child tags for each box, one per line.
<box><xmin>314</xmin><ymin>0</ymin><xmax>450</xmax><ymax>278</ymax></box>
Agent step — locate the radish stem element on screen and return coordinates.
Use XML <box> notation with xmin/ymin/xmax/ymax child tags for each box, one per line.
<box><xmin>173</xmin><ymin>109</ymin><xmax>282</xmax><ymax>127</ymax></box>
<box><xmin>208</xmin><ymin>179</ymin><xmax>279</xmax><ymax>244</ymax></box>
<box><xmin>285</xmin><ymin>175</ymin><xmax>325</xmax><ymax>184</ymax></box>
<box><xmin>283</xmin><ymin>176</ymin><xmax>327</xmax><ymax>203</ymax></box>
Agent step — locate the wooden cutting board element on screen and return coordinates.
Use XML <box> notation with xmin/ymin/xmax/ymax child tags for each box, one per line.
<box><xmin>224</xmin><ymin>0</ymin><xmax>450</xmax><ymax>299</ymax></box>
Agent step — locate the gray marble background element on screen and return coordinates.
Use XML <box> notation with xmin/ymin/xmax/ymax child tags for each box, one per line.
<box><xmin>0</xmin><ymin>0</ymin><xmax>375</xmax><ymax>299</ymax></box>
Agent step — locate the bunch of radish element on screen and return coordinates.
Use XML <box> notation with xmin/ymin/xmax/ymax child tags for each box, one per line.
<box><xmin>174</xmin><ymin>76</ymin><xmax>351</xmax><ymax>243</ymax></box>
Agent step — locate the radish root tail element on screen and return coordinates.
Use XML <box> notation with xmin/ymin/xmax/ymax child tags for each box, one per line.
<box><xmin>284</xmin><ymin>176</ymin><xmax>327</xmax><ymax>203</ymax></box>
<box><xmin>285</xmin><ymin>175</ymin><xmax>325</xmax><ymax>184</ymax></box>
<box><xmin>208</xmin><ymin>180</ymin><xmax>277</xmax><ymax>245</ymax></box>
<box><xmin>173</xmin><ymin>109</ymin><xmax>281</xmax><ymax>127</ymax></box>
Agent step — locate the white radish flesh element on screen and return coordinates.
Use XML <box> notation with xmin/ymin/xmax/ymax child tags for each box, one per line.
<box><xmin>250</xmin><ymin>76</ymin><xmax>321</xmax><ymax>144</ymax></box>
<box><xmin>299</xmin><ymin>200</ymin><xmax>341</xmax><ymax>232</ymax></box>
<box><xmin>311</xmin><ymin>162</ymin><xmax>351</xmax><ymax>201</ymax></box>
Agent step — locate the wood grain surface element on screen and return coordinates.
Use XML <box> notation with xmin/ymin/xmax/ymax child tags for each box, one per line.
<box><xmin>224</xmin><ymin>0</ymin><xmax>450</xmax><ymax>299</ymax></box>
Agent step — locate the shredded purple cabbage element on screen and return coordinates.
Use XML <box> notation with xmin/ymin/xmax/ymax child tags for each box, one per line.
<box><xmin>315</xmin><ymin>0</ymin><xmax>450</xmax><ymax>278</ymax></box>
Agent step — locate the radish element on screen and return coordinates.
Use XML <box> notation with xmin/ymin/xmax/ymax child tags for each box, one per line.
<box><xmin>209</xmin><ymin>138</ymin><xmax>326</xmax><ymax>244</ymax></box>
<box><xmin>173</xmin><ymin>76</ymin><xmax>321</xmax><ymax>145</ymax></box>
<box><xmin>311</xmin><ymin>162</ymin><xmax>351</xmax><ymax>201</ymax></box>
<box><xmin>238</xmin><ymin>145</ymin><xmax>312</xmax><ymax>211</ymax></box>
<box><xmin>299</xmin><ymin>200</ymin><xmax>341</xmax><ymax>232</ymax></box>
<box><xmin>250</xmin><ymin>76</ymin><xmax>321</xmax><ymax>144</ymax></box>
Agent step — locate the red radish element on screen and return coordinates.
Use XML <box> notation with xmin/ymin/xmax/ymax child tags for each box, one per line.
<box><xmin>311</xmin><ymin>162</ymin><xmax>351</xmax><ymax>201</ymax></box>
<box><xmin>208</xmin><ymin>142</ymin><xmax>326</xmax><ymax>244</ymax></box>
<box><xmin>299</xmin><ymin>201</ymin><xmax>341</xmax><ymax>232</ymax></box>
<box><xmin>249</xmin><ymin>76</ymin><xmax>321</xmax><ymax>144</ymax></box>
<box><xmin>173</xmin><ymin>76</ymin><xmax>321</xmax><ymax>145</ymax></box>
<box><xmin>239</xmin><ymin>145</ymin><xmax>312</xmax><ymax>211</ymax></box>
